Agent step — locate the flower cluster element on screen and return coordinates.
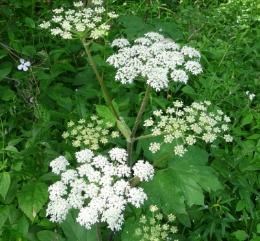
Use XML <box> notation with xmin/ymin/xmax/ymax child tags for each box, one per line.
<box><xmin>46</xmin><ymin>148</ymin><xmax>154</xmax><ymax>231</ymax></box>
<box><xmin>62</xmin><ymin>116</ymin><xmax>120</xmax><ymax>150</ymax></box>
<box><xmin>107</xmin><ymin>32</ymin><xmax>202</xmax><ymax>91</ymax></box>
<box><xmin>39</xmin><ymin>1</ymin><xmax>118</xmax><ymax>40</ymax></box>
<box><xmin>135</xmin><ymin>205</ymin><xmax>179</xmax><ymax>241</ymax></box>
<box><xmin>144</xmin><ymin>100</ymin><xmax>233</xmax><ymax>156</ymax></box>
<box><xmin>245</xmin><ymin>91</ymin><xmax>256</xmax><ymax>101</ymax></box>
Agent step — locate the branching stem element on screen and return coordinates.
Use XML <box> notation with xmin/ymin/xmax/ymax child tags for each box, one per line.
<box><xmin>127</xmin><ymin>86</ymin><xmax>151</xmax><ymax>164</ymax></box>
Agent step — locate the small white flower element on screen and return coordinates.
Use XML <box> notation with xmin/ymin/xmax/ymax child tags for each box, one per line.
<box><xmin>171</xmin><ymin>69</ymin><xmax>188</xmax><ymax>84</ymax></box>
<box><xmin>149</xmin><ymin>142</ymin><xmax>161</xmax><ymax>153</ymax></box>
<box><xmin>109</xmin><ymin>148</ymin><xmax>128</xmax><ymax>164</ymax></box>
<box><xmin>50</xmin><ymin>156</ymin><xmax>69</xmax><ymax>174</ymax></box>
<box><xmin>224</xmin><ymin>134</ymin><xmax>233</xmax><ymax>142</ymax></box>
<box><xmin>111</xmin><ymin>131</ymin><xmax>120</xmax><ymax>138</ymax></box>
<box><xmin>181</xmin><ymin>46</ymin><xmax>201</xmax><ymax>58</ymax></box>
<box><xmin>75</xmin><ymin>149</ymin><xmax>94</xmax><ymax>163</ymax></box>
<box><xmin>174</xmin><ymin>145</ymin><xmax>186</xmax><ymax>156</ymax></box>
<box><xmin>173</xmin><ymin>100</ymin><xmax>183</xmax><ymax>108</ymax></box>
<box><xmin>127</xmin><ymin>187</ymin><xmax>147</xmax><ymax>208</ymax></box>
<box><xmin>133</xmin><ymin>160</ymin><xmax>154</xmax><ymax>181</ymax></box>
<box><xmin>144</xmin><ymin>118</ymin><xmax>154</xmax><ymax>127</ymax></box>
<box><xmin>39</xmin><ymin>21</ymin><xmax>50</xmax><ymax>29</ymax></box>
<box><xmin>185</xmin><ymin>61</ymin><xmax>203</xmax><ymax>75</ymax></box>
<box><xmin>17</xmin><ymin>58</ymin><xmax>31</xmax><ymax>71</ymax></box>
<box><xmin>111</xmin><ymin>38</ymin><xmax>130</xmax><ymax>48</ymax></box>
<box><xmin>149</xmin><ymin>205</ymin><xmax>158</xmax><ymax>212</ymax></box>
<box><xmin>107</xmin><ymin>11</ymin><xmax>119</xmax><ymax>19</ymax></box>
<box><xmin>46</xmin><ymin>198</ymin><xmax>70</xmax><ymax>223</ymax></box>
<box><xmin>246</xmin><ymin>91</ymin><xmax>256</xmax><ymax>101</ymax></box>
<box><xmin>202</xmin><ymin>133</ymin><xmax>217</xmax><ymax>143</ymax></box>
<box><xmin>74</xmin><ymin>1</ymin><xmax>84</xmax><ymax>7</ymax></box>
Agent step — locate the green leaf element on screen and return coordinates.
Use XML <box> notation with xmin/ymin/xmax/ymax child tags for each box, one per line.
<box><xmin>15</xmin><ymin>216</ymin><xmax>29</xmax><ymax>236</ymax></box>
<box><xmin>118</xmin><ymin>15</ymin><xmax>152</xmax><ymax>38</ymax></box>
<box><xmin>37</xmin><ymin>231</ymin><xmax>64</xmax><ymax>241</ymax></box>
<box><xmin>141</xmin><ymin>136</ymin><xmax>176</xmax><ymax>167</ymax></box>
<box><xmin>0</xmin><ymin>50</ymin><xmax>7</xmax><ymax>60</ymax></box>
<box><xmin>241</xmin><ymin>113</ymin><xmax>253</xmax><ymax>127</ymax></box>
<box><xmin>143</xmin><ymin>147</ymin><xmax>221</xmax><ymax>214</ymax></box>
<box><xmin>17</xmin><ymin>182</ymin><xmax>48</xmax><ymax>221</ymax></box>
<box><xmin>250</xmin><ymin>238</ymin><xmax>260</xmax><ymax>241</ymax></box>
<box><xmin>0</xmin><ymin>172</ymin><xmax>11</xmax><ymax>199</ymax></box>
<box><xmin>153</xmin><ymin>20</ymin><xmax>183</xmax><ymax>40</ymax></box>
<box><xmin>181</xmin><ymin>85</ymin><xmax>197</xmax><ymax>98</ymax></box>
<box><xmin>232</xmin><ymin>230</ymin><xmax>248</xmax><ymax>241</ymax></box>
<box><xmin>0</xmin><ymin>205</ymin><xmax>10</xmax><ymax>229</ymax></box>
<box><xmin>60</xmin><ymin>210</ymin><xmax>96</xmax><ymax>241</ymax></box>
<box><xmin>121</xmin><ymin>217</ymin><xmax>140</xmax><ymax>241</ymax></box>
<box><xmin>24</xmin><ymin>17</ymin><xmax>35</xmax><ymax>28</ymax></box>
<box><xmin>257</xmin><ymin>223</ymin><xmax>260</xmax><ymax>233</ymax></box>
<box><xmin>0</xmin><ymin>62</ymin><xmax>12</xmax><ymax>80</ymax></box>
<box><xmin>96</xmin><ymin>105</ymin><xmax>116</xmax><ymax>124</ymax></box>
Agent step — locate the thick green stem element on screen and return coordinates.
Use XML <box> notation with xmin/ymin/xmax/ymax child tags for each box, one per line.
<box><xmin>96</xmin><ymin>223</ymin><xmax>102</xmax><ymax>241</ymax></box>
<box><xmin>127</xmin><ymin>86</ymin><xmax>151</xmax><ymax>164</ymax></box>
<box><xmin>81</xmin><ymin>40</ymin><xmax>119</xmax><ymax>120</ymax></box>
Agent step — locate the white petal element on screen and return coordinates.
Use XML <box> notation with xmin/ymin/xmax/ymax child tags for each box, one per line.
<box><xmin>25</xmin><ymin>61</ymin><xmax>31</xmax><ymax>67</ymax></box>
<box><xmin>23</xmin><ymin>66</ymin><xmax>28</xmax><ymax>71</ymax></box>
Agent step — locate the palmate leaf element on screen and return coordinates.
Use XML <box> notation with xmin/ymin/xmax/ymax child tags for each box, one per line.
<box><xmin>142</xmin><ymin>146</ymin><xmax>222</xmax><ymax>214</ymax></box>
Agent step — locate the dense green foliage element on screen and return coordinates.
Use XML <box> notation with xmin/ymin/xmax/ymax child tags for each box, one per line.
<box><xmin>0</xmin><ymin>0</ymin><xmax>259</xmax><ymax>240</ymax></box>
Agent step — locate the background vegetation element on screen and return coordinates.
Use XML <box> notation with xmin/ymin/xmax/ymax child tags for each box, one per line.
<box><xmin>0</xmin><ymin>0</ymin><xmax>259</xmax><ymax>240</ymax></box>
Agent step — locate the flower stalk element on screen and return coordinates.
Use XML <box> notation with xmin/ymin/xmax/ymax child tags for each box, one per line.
<box><xmin>96</xmin><ymin>223</ymin><xmax>102</xmax><ymax>241</ymax></box>
<box><xmin>81</xmin><ymin>39</ymin><xmax>119</xmax><ymax>120</ymax></box>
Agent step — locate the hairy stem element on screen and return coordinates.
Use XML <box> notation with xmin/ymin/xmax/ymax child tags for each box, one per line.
<box><xmin>127</xmin><ymin>86</ymin><xmax>151</xmax><ymax>164</ymax></box>
<box><xmin>81</xmin><ymin>40</ymin><xmax>119</xmax><ymax>120</ymax></box>
<box><xmin>132</xmin><ymin>86</ymin><xmax>151</xmax><ymax>138</ymax></box>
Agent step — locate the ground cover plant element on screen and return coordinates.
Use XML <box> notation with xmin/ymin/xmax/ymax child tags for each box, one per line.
<box><xmin>0</xmin><ymin>0</ymin><xmax>259</xmax><ymax>241</ymax></box>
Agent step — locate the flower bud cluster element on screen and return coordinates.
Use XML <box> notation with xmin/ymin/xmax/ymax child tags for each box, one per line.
<box><xmin>46</xmin><ymin>148</ymin><xmax>154</xmax><ymax>231</ymax></box>
<box><xmin>107</xmin><ymin>32</ymin><xmax>202</xmax><ymax>91</ymax></box>
<box><xmin>62</xmin><ymin>116</ymin><xmax>120</xmax><ymax>150</ymax></box>
<box><xmin>39</xmin><ymin>1</ymin><xmax>118</xmax><ymax>40</ymax></box>
<box><xmin>144</xmin><ymin>100</ymin><xmax>233</xmax><ymax>156</ymax></box>
<box><xmin>135</xmin><ymin>205</ymin><xmax>179</xmax><ymax>241</ymax></box>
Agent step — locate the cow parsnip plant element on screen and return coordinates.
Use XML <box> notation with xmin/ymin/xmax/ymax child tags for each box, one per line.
<box><xmin>38</xmin><ymin>0</ymin><xmax>234</xmax><ymax>238</ymax></box>
<box><xmin>0</xmin><ymin>0</ymin><xmax>259</xmax><ymax>241</ymax></box>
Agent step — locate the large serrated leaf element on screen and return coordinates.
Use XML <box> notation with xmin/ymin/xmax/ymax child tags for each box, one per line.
<box><xmin>17</xmin><ymin>182</ymin><xmax>48</xmax><ymax>221</ymax></box>
<box><xmin>121</xmin><ymin>217</ymin><xmax>140</xmax><ymax>241</ymax></box>
<box><xmin>60</xmin><ymin>211</ymin><xmax>96</xmax><ymax>241</ymax></box>
<box><xmin>143</xmin><ymin>146</ymin><xmax>222</xmax><ymax>214</ymax></box>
